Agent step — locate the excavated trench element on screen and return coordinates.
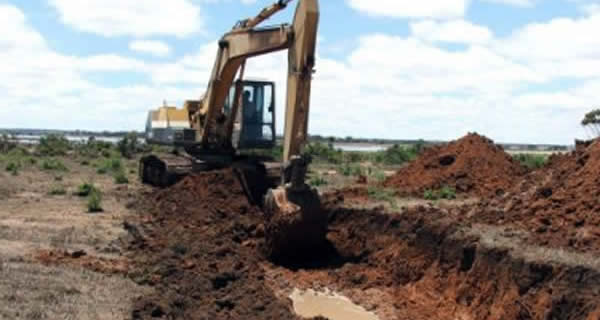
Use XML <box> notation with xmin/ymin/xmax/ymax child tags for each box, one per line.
<box><xmin>261</xmin><ymin>200</ymin><xmax>600</xmax><ymax>320</ymax></box>
<box><xmin>127</xmin><ymin>169</ymin><xmax>600</xmax><ymax>320</ymax></box>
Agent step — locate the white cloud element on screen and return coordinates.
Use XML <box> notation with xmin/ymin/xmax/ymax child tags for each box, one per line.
<box><xmin>48</xmin><ymin>0</ymin><xmax>202</xmax><ymax>37</ymax></box>
<box><xmin>77</xmin><ymin>54</ymin><xmax>148</xmax><ymax>72</ymax></box>
<box><xmin>129</xmin><ymin>40</ymin><xmax>171</xmax><ymax>57</ymax></box>
<box><xmin>480</xmin><ymin>0</ymin><xmax>536</xmax><ymax>7</ymax></box>
<box><xmin>0</xmin><ymin>5</ymin><xmax>45</xmax><ymax>49</ymax></box>
<box><xmin>581</xmin><ymin>3</ymin><xmax>600</xmax><ymax>14</ymax></box>
<box><xmin>4</xmin><ymin>2</ymin><xmax>600</xmax><ymax>144</ymax></box>
<box><xmin>0</xmin><ymin>4</ymin><xmax>187</xmax><ymax>131</ymax></box>
<box><xmin>496</xmin><ymin>12</ymin><xmax>600</xmax><ymax>80</ymax></box>
<box><xmin>410</xmin><ymin>20</ymin><xmax>493</xmax><ymax>44</ymax></box>
<box><xmin>346</xmin><ymin>0</ymin><xmax>469</xmax><ymax>19</ymax></box>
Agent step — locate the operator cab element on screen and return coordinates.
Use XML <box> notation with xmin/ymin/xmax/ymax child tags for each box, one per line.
<box><xmin>225</xmin><ymin>80</ymin><xmax>276</xmax><ymax>150</ymax></box>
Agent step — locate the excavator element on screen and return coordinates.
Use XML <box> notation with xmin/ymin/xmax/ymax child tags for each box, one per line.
<box><xmin>139</xmin><ymin>0</ymin><xmax>325</xmax><ymax>259</ymax></box>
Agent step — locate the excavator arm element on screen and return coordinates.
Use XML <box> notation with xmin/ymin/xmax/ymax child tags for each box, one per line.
<box><xmin>143</xmin><ymin>0</ymin><xmax>324</xmax><ymax>260</ymax></box>
<box><xmin>190</xmin><ymin>0</ymin><xmax>319</xmax><ymax>170</ymax></box>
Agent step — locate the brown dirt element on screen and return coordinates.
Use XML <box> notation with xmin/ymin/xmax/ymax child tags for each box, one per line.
<box><xmin>457</xmin><ymin>139</ymin><xmax>600</xmax><ymax>254</ymax></box>
<box><xmin>385</xmin><ymin>133</ymin><xmax>526</xmax><ymax>197</ymax></box>
<box><xmin>127</xmin><ymin>169</ymin><xmax>322</xmax><ymax>320</ymax></box>
<box><xmin>34</xmin><ymin>249</ymin><xmax>130</xmax><ymax>275</ymax></box>
<box><xmin>126</xmin><ymin>166</ymin><xmax>600</xmax><ymax>320</ymax></box>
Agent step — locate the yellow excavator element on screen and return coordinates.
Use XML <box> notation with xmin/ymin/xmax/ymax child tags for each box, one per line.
<box><xmin>140</xmin><ymin>0</ymin><xmax>325</xmax><ymax>259</ymax></box>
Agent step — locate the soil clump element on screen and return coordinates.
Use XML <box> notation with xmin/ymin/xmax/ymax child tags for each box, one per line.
<box><xmin>385</xmin><ymin>133</ymin><xmax>525</xmax><ymax>197</ymax></box>
<box><xmin>459</xmin><ymin>139</ymin><xmax>600</xmax><ymax>254</ymax></box>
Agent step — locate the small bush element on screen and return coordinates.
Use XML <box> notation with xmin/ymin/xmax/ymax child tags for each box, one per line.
<box><xmin>367</xmin><ymin>186</ymin><xmax>398</xmax><ymax>209</ymax></box>
<box><xmin>49</xmin><ymin>185</ymin><xmax>67</xmax><ymax>196</ymax></box>
<box><xmin>37</xmin><ymin>135</ymin><xmax>70</xmax><ymax>156</ymax></box>
<box><xmin>513</xmin><ymin>153</ymin><xmax>547</xmax><ymax>170</ymax></box>
<box><xmin>75</xmin><ymin>183</ymin><xmax>97</xmax><ymax>197</ymax></box>
<box><xmin>41</xmin><ymin>158</ymin><xmax>68</xmax><ymax>171</ymax></box>
<box><xmin>371</xmin><ymin>170</ymin><xmax>386</xmax><ymax>183</ymax></box>
<box><xmin>80</xmin><ymin>160</ymin><xmax>90</xmax><ymax>166</ymax></box>
<box><xmin>340</xmin><ymin>163</ymin><xmax>363</xmax><ymax>176</ymax></box>
<box><xmin>424</xmin><ymin>186</ymin><xmax>457</xmax><ymax>200</ymax></box>
<box><xmin>87</xmin><ymin>189</ymin><xmax>103</xmax><ymax>213</ymax></box>
<box><xmin>117</xmin><ymin>132</ymin><xmax>140</xmax><ymax>159</ymax></box>
<box><xmin>75</xmin><ymin>136</ymin><xmax>113</xmax><ymax>158</ymax></box>
<box><xmin>96</xmin><ymin>158</ymin><xmax>122</xmax><ymax>175</ymax></box>
<box><xmin>309</xmin><ymin>175</ymin><xmax>327</xmax><ymax>187</ymax></box>
<box><xmin>304</xmin><ymin>142</ymin><xmax>343</xmax><ymax>164</ymax></box>
<box><xmin>375</xmin><ymin>144</ymin><xmax>417</xmax><ymax>165</ymax></box>
<box><xmin>5</xmin><ymin>161</ymin><xmax>20</xmax><ymax>175</ymax></box>
<box><xmin>114</xmin><ymin>171</ymin><xmax>129</xmax><ymax>184</ymax></box>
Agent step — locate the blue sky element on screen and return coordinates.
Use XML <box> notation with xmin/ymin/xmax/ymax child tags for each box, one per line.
<box><xmin>1</xmin><ymin>0</ymin><xmax>600</xmax><ymax>144</ymax></box>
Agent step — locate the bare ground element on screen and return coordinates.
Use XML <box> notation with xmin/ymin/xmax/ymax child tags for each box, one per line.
<box><xmin>0</xmin><ymin>158</ymin><xmax>150</xmax><ymax>320</ymax></box>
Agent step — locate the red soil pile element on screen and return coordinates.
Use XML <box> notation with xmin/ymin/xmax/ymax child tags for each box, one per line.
<box><xmin>384</xmin><ymin>133</ymin><xmax>525</xmax><ymax>197</ymax></box>
<box><xmin>127</xmin><ymin>169</ymin><xmax>315</xmax><ymax>320</ymax></box>
<box><xmin>463</xmin><ymin>140</ymin><xmax>600</xmax><ymax>253</ymax></box>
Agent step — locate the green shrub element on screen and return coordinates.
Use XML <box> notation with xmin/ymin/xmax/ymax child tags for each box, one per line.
<box><xmin>424</xmin><ymin>186</ymin><xmax>457</xmax><ymax>200</ymax></box>
<box><xmin>114</xmin><ymin>171</ymin><xmax>129</xmax><ymax>184</ymax></box>
<box><xmin>371</xmin><ymin>170</ymin><xmax>386</xmax><ymax>183</ymax></box>
<box><xmin>87</xmin><ymin>189</ymin><xmax>103</xmax><ymax>213</ymax></box>
<box><xmin>309</xmin><ymin>175</ymin><xmax>327</xmax><ymax>187</ymax></box>
<box><xmin>375</xmin><ymin>144</ymin><xmax>418</xmax><ymax>165</ymax></box>
<box><xmin>41</xmin><ymin>158</ymin><xmax>68</xmax><ymax>171</ymax></box>
<box><xmin>37</xmin><ymin>135</ymin><xmax>70</xmax><ymax>156</ymax></box>
<box><xmin>424</xmin><ymin>189</ymin><xmax>435</xmax><ymax>200</ymax></box>
<box><xmin>117</xmin><ymin>132</ymin><xmax>140</xmax><ymax>159</ymax></box>
<box><xmin>75</xmin><ymin>137</ymin><xmax>113</xmax><ymax>158</ymax></box>
<box><xmin>75</xmin><ymin>183</ymin><xmax>97</xmax><ymax>197</ymax></box>
<box><xmin>367</xmin><ymin>186</ymin><xmax>397</xmax><ymax>208</ymax></box>
<box><xmin>304</xmin><ymin>142</ymin><xmax>343</xmax><ymax>164</ymax></box>
<box><xmin>80</xmin><ymin>160</ymin><xmax>90</xmax><ymax>166</ymax></box>
<box><xmin>49</xmin><ymin>185</ymin><xmax>67</xmax><ymax>196</ymax></box>
<box><xmin>5</xmin><ymin>161</ymin><xmax>20</xmax><ymax>175</ymax></box>
<box><xmin>96</xmin><ymin>158</ymin><xmax>122</xmax><ymax>175</ymax></box>
<box><xmin>513</xmin><ymin>153</ymin><xmax>547</xmax><ymax>170</ymax></box>
<box><xmin>340</xmin><ymin>163</ymin><xmax>363</xmax><ymax>176</ymax></box>
<box><xmin>438</xmin><ymin>186</ymin><xmax>456</xmax><ymax>199</ymax></box>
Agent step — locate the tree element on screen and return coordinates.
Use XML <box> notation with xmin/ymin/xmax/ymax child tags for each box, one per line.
<box><xmin>581</xmin><ymin>109</ymin><xmax>600</xmax><ymax>138</ymax></box>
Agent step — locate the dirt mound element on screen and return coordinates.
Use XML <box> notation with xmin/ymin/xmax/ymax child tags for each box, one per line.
<box><xmin>127</xmin><ymin>170</ymin><xmax>313</xmax><ymax>320</ymax></box>
<box><xmin>464</xmin><ymin>140</ymin><xmax>600</xmax><ymax>253</ymax></box>
<box><xmin>385</xmin><ymin>133</ymin><xmax>525</xmax><ymax>197</ymax></box>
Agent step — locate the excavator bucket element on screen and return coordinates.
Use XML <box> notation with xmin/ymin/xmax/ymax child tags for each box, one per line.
<box><xmin>264</xmin><ymin>185</ymin><xmax>326</xmax><ymax>261</ymax></box>
<box><xmin>263</xmin><ymin>156</ymin><xmax>327</xmax><ymax>261</ymax></box>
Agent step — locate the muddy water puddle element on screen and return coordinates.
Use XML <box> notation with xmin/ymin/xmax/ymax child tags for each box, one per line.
<box><xmin>289</xmin><ymin>288</ymin><xmax>379</xmax><ymax>320</ymax></box>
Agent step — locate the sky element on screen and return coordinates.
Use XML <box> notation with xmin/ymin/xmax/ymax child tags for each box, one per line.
<box><xmin>1</xmin><ymin>0</ymin><xmax>600</xmax><ymax>144</ymax></box>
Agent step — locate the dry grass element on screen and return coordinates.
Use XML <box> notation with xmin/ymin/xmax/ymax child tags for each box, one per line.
<box><xmin>0</xmin><ymin>261</ymin><xmax>147</xmax><ymax>320</ymax></box>
<box><xmin>0</xmin><ymin>156</ymin><xmax>149</xmax><ymax>319</ymax></box>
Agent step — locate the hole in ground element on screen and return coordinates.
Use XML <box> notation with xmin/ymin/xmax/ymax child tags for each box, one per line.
<box><xmin>268</xmin><ymin>239</ymin><xmax>363</xmax><ymax>271</ymax></box>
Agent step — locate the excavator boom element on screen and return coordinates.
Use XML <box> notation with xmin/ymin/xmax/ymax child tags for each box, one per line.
<box><xmin>140</xmin><ymin>0</ymin><xmax>324</xmax><ymax>260</ymax></box>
